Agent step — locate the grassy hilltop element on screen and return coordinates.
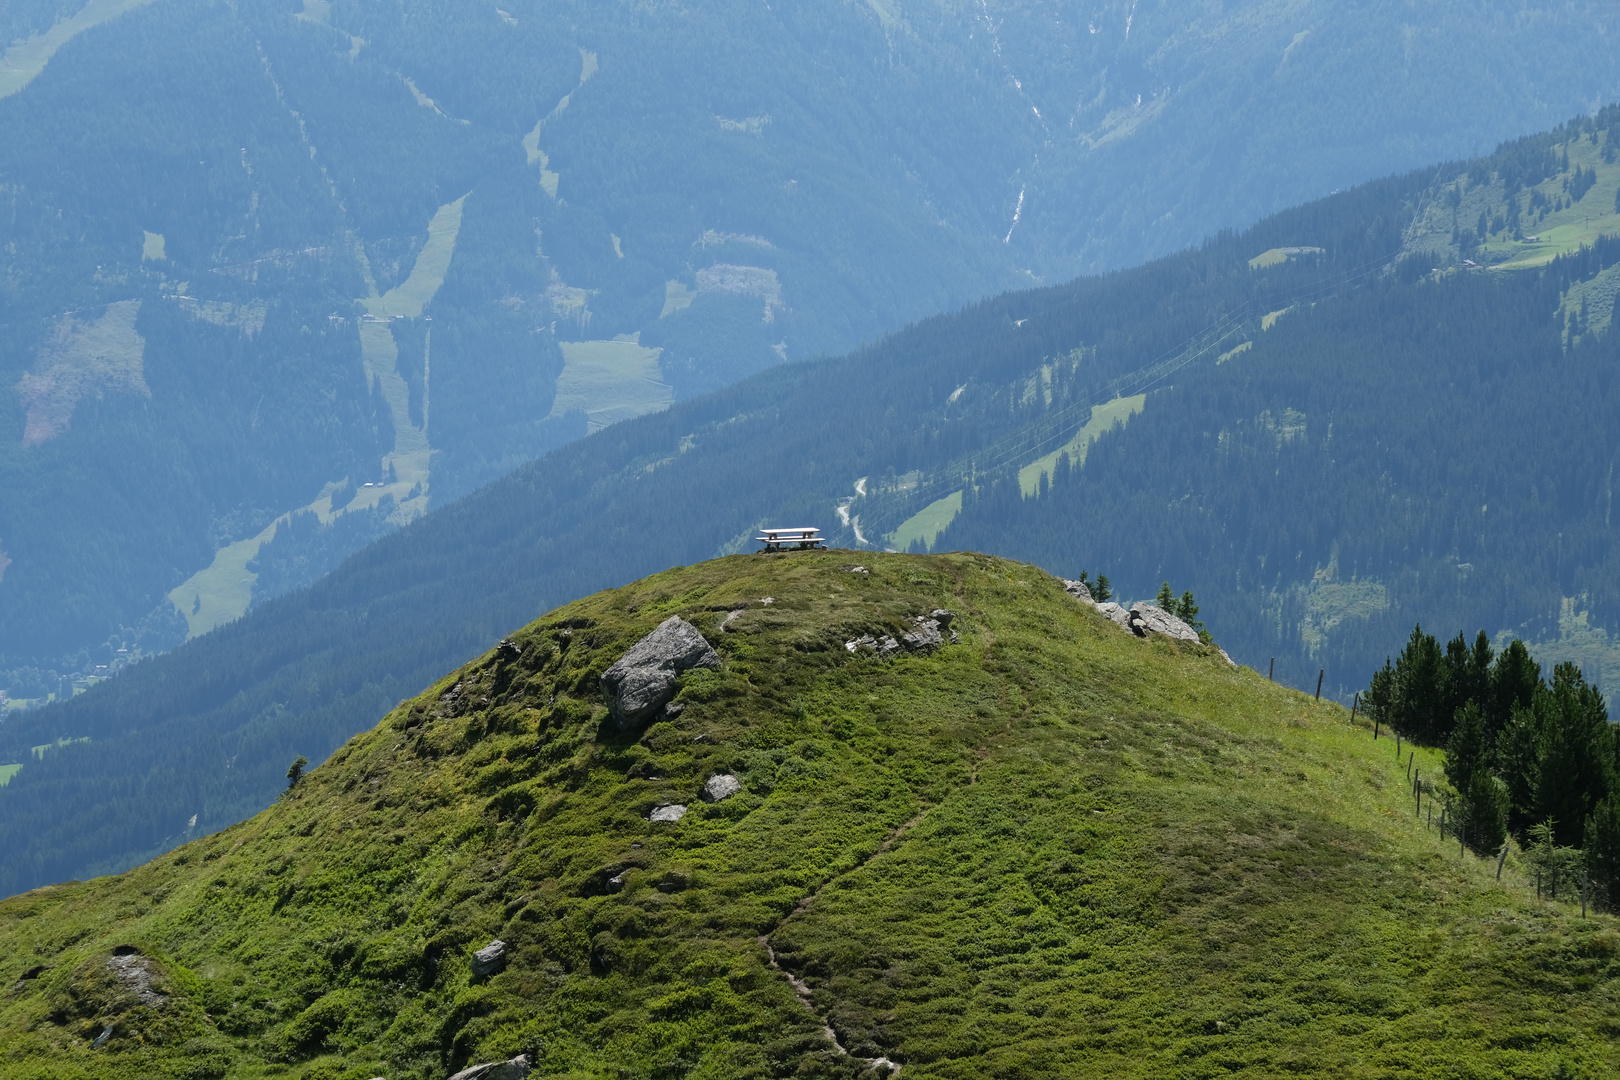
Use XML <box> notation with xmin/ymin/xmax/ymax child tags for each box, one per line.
<box><xmin>0</xmin><ymin>552</ymin><xmax>1614</xmax><ymax>1079</ymax></box>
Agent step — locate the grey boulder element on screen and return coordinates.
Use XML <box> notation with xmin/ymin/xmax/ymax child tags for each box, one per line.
<box><xmin>703</xmin><ymin>773</ymin><xmax>742</xmax><ymax>802</ymax></box>
<box><xmin>601</xmin><ymin>617</ymin><xmax>720</xmax><ymax>729</ymax></box>
<box><xmin>1095</xmin><ymin>601</ymin><xmax>1133</xmax><ymax>631</ymax></box>
<box><xmin>649</xmin><ymin>804</ymin><xmax>687</xmax><ymax>822</ymax></box>
<box><xmin>1061</xmin><ymin>579</ymin><xmax>1095</xmax><ymax>604</ymax></box>
<box><xmin>1127</xmin><ymin>603</ymin><xmax>1200</xmax><ymax>642</ymax></box>
<box><xmin>471</xmin><ymin>939</ymin><xmax>508</xmax><ymax>977</ymax></box>
<box><xmin>900</xmin><ymin>616</ymin><xmax>944</xmax><ymax>653</ymax></box>
<box><xmin>844</xmin><ymin>633</ymin><xmax>902</xmax><ymax>658</ymax></box>
<box><xmin>448</xmin><ymin>1055</ymin><xmax>531</xmax><ymax>1080</ymax></box>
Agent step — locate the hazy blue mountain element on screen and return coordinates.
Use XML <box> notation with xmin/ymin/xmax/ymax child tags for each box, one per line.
<box><xmin>4</xmin><ymin>0</ymin><xmax>1620</xmax><ymax>709</ymax></box>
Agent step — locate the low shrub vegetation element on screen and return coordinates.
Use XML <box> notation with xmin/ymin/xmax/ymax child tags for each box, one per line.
<box><xmin>0</xmin><ymin>553</ymin><xmax>1614</xmax><ymax>1078</ymax></box>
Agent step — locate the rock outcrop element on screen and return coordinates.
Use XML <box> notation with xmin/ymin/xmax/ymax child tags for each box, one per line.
<box><xmin>1061</xmin><ymin>578</ymin><xmax>1094</xmax><ymax>603</ymax></box>
<box><xmin>649</xmin><ymin>804</ymin><xmax>687</xmax><ymax>823</ymax></box>
<box><xmin>107</xmin><ymin>947</ymin><xmax>164</xmax><ymax>1006</ymax></box>
<box><xmin>448</xmin><ymin>1054</ymin><xmax>531</xmax><ymax>1080</ymax></box>
<box><xmin>1095</xmin><ymin>601</ymin><xmax>1133</xmax><ymax>630</ymax></box>
<box><xmin>703</xmin><ymin>773</ymin><xmax>742</xmax><ymax>802</ymax></box>
<box><xmin>844</xmin><ymin>633</ymin><xmax>901</xmax><ymax>657</ymax></box>
<box><xmin>601</xmin><ymin>617</ymin><xmax>720</xmax><ymax>730</ymax></box>
<box><xmin>471</xmin><ymin>939</ymin><xmax>508</xmax><ymax>977</ymax></box>
<box><xmin>850</xmin><ymin>610</ymin><xmax>956</xmax><ymax>657</ymax></box>
<box><xmin>1064</xmin><ymin>582</ymin><xmax>1203</xmax><ymax>644</ymax></box>
<box><xmin>901</xmin><ymin>619</ymin><xmax>943</xmax><ymax>652</ymax></box>
<box><xmin>1126</xmin><ymin>602</ymin><xmax>1200</xmax><ymax>642</ymax></box>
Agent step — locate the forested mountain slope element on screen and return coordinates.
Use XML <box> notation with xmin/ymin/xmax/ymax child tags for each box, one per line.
<box><xmin>9</xmin><ymin>110</ymin><xmax>1620</xmax><ymax>898</ymax></box>
<box><xmin>5</xmin><ymin>0</ymin><xmax>1620</xmax><ymax>708</ymax></box>
<box><xmin>1</xmin><ymin>553</ymin><xmax>1615</xmax><ymax>1080</ymax></box>
<box><xmin>0</xmin><ymin>166</ymin><xmax>1432</xmax><ymax>895</ymax></box>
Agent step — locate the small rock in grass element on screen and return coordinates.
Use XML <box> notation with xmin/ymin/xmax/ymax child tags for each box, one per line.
<box><xmin>649</xmin><ymin>804</ymin><xmax>687</xmax><ymax>822</ymax></box>
<box><xmin>703</xmin><ymin>773</ymin><xmax>742</xmax><ymax>802</ymax></box>
<box><xmin>448</xmin><ymin>1054</ymin><xmax>532</xmax><ymax>1080</ymax></box>
<box><xmin>471</xmin><ymin>939</ymin><xmax>508</xmax><ymax>976</ymax></box>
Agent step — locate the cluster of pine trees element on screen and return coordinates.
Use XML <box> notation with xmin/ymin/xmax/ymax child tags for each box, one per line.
<box><xmin>1366</xmin><ymin>628</ymin><xmax>1620</xmax><ymax>908</ymax></box>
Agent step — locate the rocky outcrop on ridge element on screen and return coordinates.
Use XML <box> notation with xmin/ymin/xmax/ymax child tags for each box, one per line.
<box><xmin>1062</xmin><ymin>580</ymin><xmax>1203</xmax><ymax>643</ymax></box>
<box><xmin>601</xmin><ymin>617</ymin><xmax>720</xmax><ymax>730</ymax></box>
<box><xmin>847</xmin><ymin>609</ymin><xmax>957</xmax><ymax>658</ymax></box>
<box><xmin>1126</xmin><ymin>602</ymin><xmax>1200</xmax><ymax>642</ymax></box>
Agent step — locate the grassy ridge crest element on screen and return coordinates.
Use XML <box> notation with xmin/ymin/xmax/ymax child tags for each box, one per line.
<box><xmin>0</xmin><ymin>553</ymin><xmax>1614</xmax><ymax>1079</ymax></box>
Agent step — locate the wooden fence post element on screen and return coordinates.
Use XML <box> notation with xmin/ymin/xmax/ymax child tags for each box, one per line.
<box><xmin>1351</xmin><ymin>692</ymin><xmax>1359</xmax><ymax>725</ymax></box>
<box><xmin>1496</xmin><ymin>843</ymin><xmax>1509</xmax><ymax>881</ymax></box>
<box><xmin>1269</xmin><ymin>658</ymin><xmax>1275</xmax><ymax>681</ymax></box>
<box><xmin>1315</xmin><ymin>669</ymin><xmax>1324</xmax><ymax>701</ymax></box>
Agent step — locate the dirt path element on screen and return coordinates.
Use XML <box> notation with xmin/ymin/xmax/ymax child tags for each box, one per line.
<box><xmin>758</xmin><ymin>807</ymin><xmax>932</xmax><ymax>1074</ymax></box>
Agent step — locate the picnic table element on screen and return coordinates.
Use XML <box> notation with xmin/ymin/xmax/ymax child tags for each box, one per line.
<box><xmin>756</xmin><ymin>527</ymin><xmax>827</xmax><ymax>552</ymax></box>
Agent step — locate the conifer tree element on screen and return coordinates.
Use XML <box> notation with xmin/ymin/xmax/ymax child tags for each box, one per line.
<box><xmin>1496</xmin><ymin>700</ymin><xmax>1543</xmax><ymax>833</ymax></box>
<box><xmin>1533</xmin><ymin>664</ymin><xmax>1614</xmax><ymax>847</ymax></box>
<box><xmin>1445</xmin><ymin>702</ymin><xmax>1492</xmax><ymax>794</ymax></box>
<box><xmin>1367</xmin><ymin>659</ymin><xmax>1395</xmax><ymax>731</ymax></box>
<box><xmin>1095</xmin><ymin>575</ymin><xmax>1112</xmax><ymax>603</ymax></box>
<box><xmin>1460</xmin><ymin>769</ymin><xmax>1510</xmax><ymax>855</ymax></box>
<box><xmin>1587</xmin><ymin>795</ymin><xmax>1620</xmax><ymax>912</ymax></box>
<box><xmin>1487</xmin><ymin>639</ymin><xmax>1540</xmax><ymax>736</ymax></box>
<box><xmin>1391</xmin><ymin>624</ymin><xmax>1446</xmax><ymax>741</ymax></box>
<box><xmin>1176</xmin><ymin>590</ymin><xmax>1203</xmax><ymax>631</ymax></box>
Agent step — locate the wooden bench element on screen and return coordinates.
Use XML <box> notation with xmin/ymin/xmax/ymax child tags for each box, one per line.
<box><xmin>756</xmin><ymin>527</ymin><xmax>827</xmax><ymax>552</ymax></box>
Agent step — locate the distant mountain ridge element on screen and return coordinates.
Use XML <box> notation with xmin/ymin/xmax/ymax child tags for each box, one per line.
<box><xmin>6</xmin><ymin>0</ymin><xmax>1620</xmax><ymax>705</ymax></box>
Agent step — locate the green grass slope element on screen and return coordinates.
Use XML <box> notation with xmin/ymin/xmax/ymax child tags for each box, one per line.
<box><xmin>0</xmin><ymin>553</ymin><xmax>1614</xmax><ymax>1079</ymax></box>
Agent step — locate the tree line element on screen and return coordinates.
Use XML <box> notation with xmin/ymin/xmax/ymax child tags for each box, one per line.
<box><xmin>1367</xmin><ymin>626</ymin><xmax>1620</xmax><ymax>909</ymax></box>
